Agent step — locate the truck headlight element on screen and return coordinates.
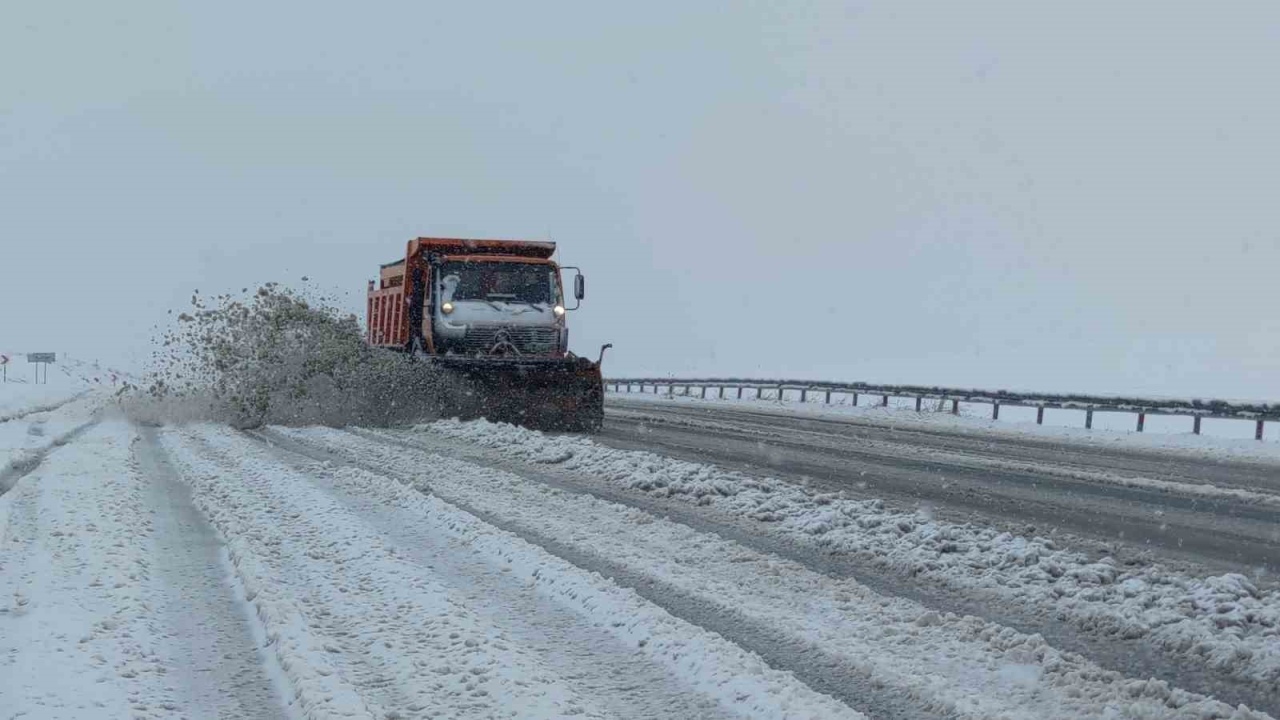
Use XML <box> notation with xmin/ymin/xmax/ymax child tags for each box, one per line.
<box><xmin>442</xmin><ymin>302</ymin><xmax>454</xmax><ymax>315</ymax></box>
<box><xmin>553</xmin><ymin>305</ymin><xmax>565</xmax><ymax>317</ymax></box>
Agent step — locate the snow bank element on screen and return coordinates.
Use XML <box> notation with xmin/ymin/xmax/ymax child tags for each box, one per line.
<box><xmin>1</xmin><ymin>394</ymin><xmax>102</xmax><ymax>482</ymax></box>
<box><xmin>285</xmin><ymin>425</ymin><xmax>1270</xmax><ymax>719</ymax></box>
<box><xmin>0</xmin><ymin>421</ymin><xmax>182</xmax><ymax>717</ymax></box>
<box><xmin>0</xmin><ymin>382</ymin><xmax>87</xmax><ymax>422</ymax></box>
<box><xmin>419</xmin><ymin>418</ymin><xmax>1280</xmax><ymax>692</ymax></box>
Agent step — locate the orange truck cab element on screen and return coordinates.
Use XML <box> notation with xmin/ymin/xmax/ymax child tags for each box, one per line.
<box><xmin>367</xmin><ymin>237</ymin><xmax>585</xmax><ymax>358</ymax></box>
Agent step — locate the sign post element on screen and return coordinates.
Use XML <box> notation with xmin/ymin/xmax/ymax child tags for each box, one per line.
<box><xmin>26</xmin><ymin>353</ymin><xmax>56</xmax><ymax>385</ymax></box>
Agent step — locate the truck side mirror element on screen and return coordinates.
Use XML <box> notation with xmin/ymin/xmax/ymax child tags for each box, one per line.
<box><xmin>574</xmin><ymin>274</ymin><xmax>585</xmax><ymax>301</ymax></box>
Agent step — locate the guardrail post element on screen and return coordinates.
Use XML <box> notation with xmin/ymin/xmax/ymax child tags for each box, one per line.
<box><xmin>1193</xmin><ymin>416</ymin><xmax>1201</xmax><ymax>435</ymax></box>
<box><xmin>756</xmin><ymin>387</ymin><xmax>764</xmax><ymax>400</ymax></box>
<box><xmin>1036</xmin><ymin>407</ymin><xmax>1044</xmax><ymax>425</ymax></box>
<box><xmin>700</xmin><ymin>386</ymin><xmax>707</xmax><ymax>399</ymax></box>
<box><xmin>718</xmin><ymin>386</ymin><xmax>724</xmax><ymax>399</ymax></box>
<box><xmin>667</xmin><ymin>384</ymin><xmax>673</xmax><ymax>396</ymax></box>
<box><xmin>1257</xmin><ymin>420</ymin><xmax>1265</xmax><ymax>441</ymax></box>
<box><xmin>851</xmin><ymin>392</ymin><xmax>858</xmax><ymax>407</ymax></box>
<box><xmin>951</xmin><ymin>399</ymin><xmax>959</xmax><ymax>415</ymax></box>
<box><xmin>1136</xmin><ymin>413</ymin><xmax>1145</xmax><ymax>432</ymax></box>
<box><xmin>992</xmin><ymin>403</ymin><xmax>1000</xmax><ymax>420</ymax></box>
<box><xmin>777</xmin><ymin>386</ymin><xmax>784</xmax><ymax>401</ymax></box>
<box><xmin>800</xmin><ymin>389</ymin><xmax>807</xmax><ymax>403</ymax></box>
<box><xmin>824</xmin><ymin>390</ymin><xmax>831</xmax><ymax>404</ymax></box>
<box><xmin>1086</xmin><ymin>409</ymin><xmax>1094</xmax><ymax>430</ymax></box>
<box><xmin>914</xmin><ymin>397</ymin><xmax>922</xmax><ymax>412</ymax></box>
<box><xmin>881</xmin><ymin>394</ymin><xmax>889</xmax><ymax>407</ymax></box>
<box><xmin>737</xmin><ymin>387</ymin><xmax>743</xmax><ymax>399</ymax></box>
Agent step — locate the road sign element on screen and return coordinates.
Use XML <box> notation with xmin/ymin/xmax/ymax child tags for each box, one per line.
<box><xmin>0</xmin><ymin>354</ymin><xmax>9</xmax><ymax>365</ymax></box>
<box><xmin>27</xmin><ymin>353</ymin><xmax>56</xmax><ymax>363</ymax></box>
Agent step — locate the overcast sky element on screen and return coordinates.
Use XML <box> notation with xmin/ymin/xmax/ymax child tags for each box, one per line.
<box><xmin>2</xmin><ymin>2</ymin><xmax>1277</xmax><ymax>399</ymax></box>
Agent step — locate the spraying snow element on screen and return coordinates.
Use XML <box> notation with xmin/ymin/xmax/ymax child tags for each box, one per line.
<box><xmin>127</xmin><ymin>285</ymin><xmax>453</xmax><ymax>427</ymax></box>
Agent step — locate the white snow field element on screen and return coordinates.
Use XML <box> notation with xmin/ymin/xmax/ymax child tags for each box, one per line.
<box><xmin>2</xmin><ymin>380</ymin><xmax>1276</xmax><ymax>719</ymax></box>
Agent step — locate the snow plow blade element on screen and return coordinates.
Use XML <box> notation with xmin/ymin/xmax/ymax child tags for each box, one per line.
<box><xmin>429</xmin><ymin>355</ymin><xmax>604</xmax><ymax>432</ymax></box>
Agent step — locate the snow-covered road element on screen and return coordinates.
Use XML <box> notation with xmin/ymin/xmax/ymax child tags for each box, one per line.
<box><xmin>1</xmin><ymin>391</ymin><xmax>1276</xmax><ymax>717</ymax></box>
<box><xmin>602</xmin><ymin>398</ymin><xmax>1280</xmax><ymax>576</ymax></box>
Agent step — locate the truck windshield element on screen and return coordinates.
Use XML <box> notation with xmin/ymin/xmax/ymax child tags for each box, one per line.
<box><xmin>438</xmin><ymin>262</ymin><xmax>558</xmax><ymax>305</ymax></box>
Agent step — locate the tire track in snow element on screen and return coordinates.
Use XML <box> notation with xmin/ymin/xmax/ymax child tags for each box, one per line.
<box><xmin>265</xmin><ymin>426</ymin><xmax>1272</xmax><ymax>720</ymax></box>
<box><xmin>1</xmin><ymin>421</ymin><xmax>181</xmax><ymax>717</ymax></box>
<box><xmin>164</xmin><ymin>431</ymin><xmax>543</xmax><ymax>719</ymax></box>
<box><xmin>394</xmin><ymin>419</ymin><xmax>1280</xmax><ymax>713</ymax></box>
<box><xmin>239</xmin><ymin>432</ymin><xmax>736</xmax><ymax>720</ymax></box>
<box><xmin>239</xmin><ymin>428</ymin><xmax>876</xmax><ymax>720</ymax></box>
<box><xmin>345</xmin><ymin>425</ymin><xmax>1280</xmax><ymax>715</ymax></box>
<box><xmin>134</xmin><ymin>426</ymin><xmax>291</xmax><ymax>720</ymax></box>
<box><xmin>166</xmin><ymin>426</ymin><xmax>858</xmax><ymax>719</ymax></box>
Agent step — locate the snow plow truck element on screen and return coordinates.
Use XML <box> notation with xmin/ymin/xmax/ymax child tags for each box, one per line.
<box><xmin>367</xmin><ymin>237</ymin><xmax>608</xmax><ymax>431</ymax></box>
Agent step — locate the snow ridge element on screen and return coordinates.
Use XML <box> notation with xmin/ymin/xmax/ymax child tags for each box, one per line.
<box><xmin>281</xmin><ymin>425</ymin><xmax>1272</xmax><ymax>719</ymax></box>
<box><xmin>421</xmin><ymin>418</ymin><xmax>1280</xmax><ymax>692</ymax></box>
<box><xmin>162</xmin><ymin>425</ymin><xmax>861</xmax><ymax>719</ymax></box>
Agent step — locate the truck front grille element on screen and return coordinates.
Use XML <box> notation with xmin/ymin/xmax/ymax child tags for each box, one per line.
<box><xmin>459</xmin><ymin>326</ymin><xmax>559</xmax><ymax>356</ymax></box>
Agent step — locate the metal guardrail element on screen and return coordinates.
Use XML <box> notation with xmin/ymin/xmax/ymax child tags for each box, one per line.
<box><xmin>604</xmin><ymin>377</ymin><xmax>1280</xmax><ymax>440</ymax></box>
